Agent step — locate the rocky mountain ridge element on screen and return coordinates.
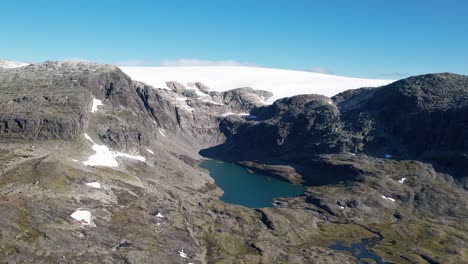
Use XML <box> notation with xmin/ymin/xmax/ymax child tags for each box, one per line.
<box><xmin>202</xmin><ymin>73</ymin><xmax>468</xmax><ymax>186</ymax></box>
<box><xmin>0</xmin><ymin>62</ymin><xmax>466</xmax><ymax>264</ymax></box>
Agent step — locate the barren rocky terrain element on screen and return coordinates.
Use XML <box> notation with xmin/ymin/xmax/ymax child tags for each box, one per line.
<box><xmin>0</xmin><ymin>62</ymin><xmax>466</xmax><ymax>264</ymax></box>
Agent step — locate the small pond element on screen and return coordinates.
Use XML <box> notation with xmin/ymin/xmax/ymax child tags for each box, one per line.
<box><xmin>200</xmin><ymin>160</ymin><xmax>304</xmax><ymax>208</ymax></box>
<box><xmin>329</xmin><ymin>239</ymin><xmax>388</xmax><ymax>264</ymax></box>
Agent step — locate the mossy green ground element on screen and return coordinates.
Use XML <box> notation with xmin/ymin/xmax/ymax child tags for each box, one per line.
<box><xmin>372</xmin><ymin>223</ymin><xmax>468</xmax><ymax>264</ymax></box>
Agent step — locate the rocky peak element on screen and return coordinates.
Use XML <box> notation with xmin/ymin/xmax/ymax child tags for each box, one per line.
<box><xmin>255</xmin><ymin>94</ymin><xmax>334</xmax><ymax>120</ymax></box>
<box><xmin>187</xmin><ymin>82</ymin><xmax>210</xmax><ymax>93</ymax></box>
<box><xmin>362</xmin><ymin>73</ymin><xmax>468</xmax><ymax>112</ymax></box>
<box><xmin>220</xmin><ymin>87</ymin><xmax>272</xmax><ymax>112</ymax></box>
<box><xmin>165</xmin><ymin>81</ymin><xmax>187</xmax><ymax>93</ymax></box>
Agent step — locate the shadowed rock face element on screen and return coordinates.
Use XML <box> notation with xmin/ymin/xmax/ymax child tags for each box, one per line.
<box><xmin>336</xmin><ymin>73</ymin><xmax>468</xmax><ymax>154</ymax></box>
<box><xmin>338</xmin><ymin>73</ymin><xmax>468</xmax><ymax>180</ymax></box>
<box><xmin>201</xmin><ymin>94</ymin><xmax>348</xmax><ymax>166</ymax></box>
<box><xmin>0</xmin><ymin>63</ymin><xmax>467</xmax><ymax>264</ymax></box>
<box><xmin>202</xmin><ymin>73</ymin><xmax>468</xmax><ymax>185</ymax></box>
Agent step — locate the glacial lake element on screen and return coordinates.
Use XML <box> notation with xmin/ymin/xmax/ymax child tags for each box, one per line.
<box><xmin>200</xmin><ymin>160</ymin><xmax>304</xmax><ymax>208</ymax></box>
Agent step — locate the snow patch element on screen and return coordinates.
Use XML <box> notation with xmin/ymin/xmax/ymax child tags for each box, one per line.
<box><xmin>221</xmin><ymin>112</ymin><xmax>250</xmax><ymax>117</ymax></box>
<box><xmin>258</xmin><ymin>95</ymin><xmax>268</xmax><ymax>105</ymax></box>
<box><xmin>121</xmin><ymin>66</ymin><xmax>394</xmax><ymax>103</ymax></box>
<box><xmin>0</xmin><ymin>60</ymin><xmax>29</xmax><ymax>69</ymax></box>
<box><xmin>398</xmin><ymin>178</ymin><xmax>406</xmax><ymax>184</ymax></box>
<box><xmin>156</xmin><ymin>213</ymin><xmax>164</xmax><ymax>218</ymax></box>
<box><xmin>201</xmin><ymin>98</ymin><xmax>224</xmax><ymax>105</ymax></box>
<box><xmin>179</xmin><ymin>104</ymin><xmax>194</xmax><ymax>112</ymax></box>
<box><xmin>82</xmin><ymin>134</ymin><xmax>146</xmax><ymax>167</ymax></box>
<box><xmin>159</xmin><ymin>129</ymin><xmax>166</xmax><ymax>137</ymax></box>
<box><xmin>86</xmin><ymin>182</ymin><xmax>101</xmax><ymax>189</ymax></box>
<box><xmin>179</xmin><ymin>249</ymin><xmax>188</xmax><ymax>258</ymax></box>
<box><xmin>385</xmin><ymin>154</ymin><xmax>393</xmax><ymax>159</ymax></box>
<box><xmin>146</xmin><ymin>148</ymin><xmax>155</xmax><ymax>154</ymax></box>
<box><xmin>174</xmin><ymin>96</ymin><xmax>193</xmax><ymax>111</ymax></box>
<box><xmin>193</xmin><ymin>88</ymin><xmax>207</xmax><ymax>97</ymax></box>
<box><xmin>71</xmin><ymin>209</ymin><xmax>92</xmax><ymax>225</ymax></box>
<box><xmin>91</xmin><ymin>98</ymin><xmax>103</xmax><ymax>113</ymax></box>
<box><xmin>382</xmin><ymin>195</ymin><xmax>396</xmax><ymax>202</ymax></box>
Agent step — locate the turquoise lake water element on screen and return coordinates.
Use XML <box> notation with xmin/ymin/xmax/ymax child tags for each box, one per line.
<box><xmin>200</xmin><ymin>160</ymin><xmax>304</xmax><ymax>208</ymax></box>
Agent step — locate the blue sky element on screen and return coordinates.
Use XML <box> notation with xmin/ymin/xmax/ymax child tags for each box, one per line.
<box><xmin>1</xmin><ymin>0</ymin><xmax>467</xmax><ymax>78</ymax></box>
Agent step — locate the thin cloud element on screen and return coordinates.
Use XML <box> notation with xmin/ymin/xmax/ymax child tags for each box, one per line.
<box><xmin>114</xmin><ymin>59</ymin><xmax>256</xmax><ymax>67</ymax></box>
<box><xmin>159</xmin><ymin>59</ymin><xmax>257</xmax><ymax>67</ymax></box>
<box><xmin>378</xmin><ymin>72</ymin><xmax>409</xmax><ymax>78</ymax></box>
<box><xmin>115</xmin><ymin>60</ymin><xmax>154</xmax><ymax>66</ymax></box>
<box><xmin>308</xmin><ymin>67</ymin><xmax>334</xmax><ymax>75</ymax></box>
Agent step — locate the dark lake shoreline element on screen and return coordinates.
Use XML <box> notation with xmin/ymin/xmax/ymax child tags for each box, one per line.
<box><xmin>200</xmin><ymin>159</ymin><xmax>305</xmax><ymax>208</ymax></box>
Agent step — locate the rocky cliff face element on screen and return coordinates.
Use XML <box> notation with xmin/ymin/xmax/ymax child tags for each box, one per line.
<box><xmin>0</xmin><ymin>62</ymin><xmax>270</xmax><ymax>151</ymax></box>
<box><xmin>338</xmin><ymin>73</ymin><xmax>468</xmax><ymax>180</ymax></box>
<box><xmin>0</xmin><ymin>63</ymin><xmax>467</xmax><ymax>264</ymax></box>
<box><xmin>202</xmin><ymin>73</ymin><xmax>468</xmax><ymax>185</ymax></box>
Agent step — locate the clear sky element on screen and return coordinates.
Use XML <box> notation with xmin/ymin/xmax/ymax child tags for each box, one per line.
<box><xmin>1</xmin><ymin>0</ymin><xmax>467</xmax><ymax>78</ymax></box>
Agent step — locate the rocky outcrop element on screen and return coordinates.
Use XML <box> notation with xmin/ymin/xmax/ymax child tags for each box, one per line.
<box><xmin>0</xmin><ymin>62</ymin><xmax>140</xmax><ymax>142</ymax></box>
<box><xmin>0</xmin><ymin>61</ymin><xmax>269</xmax><ymax>151</ymax></box>
<box><xmin>337</xmin><ymin>73</ymin><xmax>468</xmax><ymax>181</ymax></box>
<box><xmin>220</xmin><ymin>87</ymin><xmax>272</xmax><ymax>112</ymax></box>
<box><xmin>202</xmin><ymin>73</ymin><xmax>468</xmax><ymax>185</ymax></box>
